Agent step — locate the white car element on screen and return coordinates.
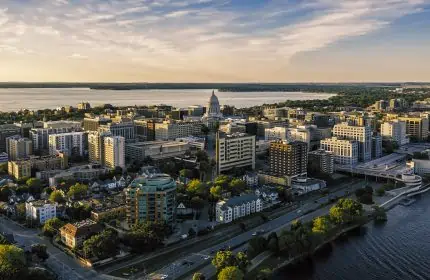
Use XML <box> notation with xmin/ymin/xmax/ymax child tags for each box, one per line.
<box><xmin>160</xmin><ymin>274</ymin><xmax>169</xmax><ymax>279</ymax></box>
<box><xmin>297</xmin><ymin>210</ymin><xmax>302</xmax><ymax>214</ymax></box>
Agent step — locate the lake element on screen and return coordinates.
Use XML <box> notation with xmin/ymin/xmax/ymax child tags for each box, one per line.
<box><xmin>0</xmin><ymin>88</ymin><xmax>335</xmax><ymax>112</ymax></box>
<box><xmin>276</xmin><ymin>193</ymin><xmax>430</xmax><ymax>280</ymax></box>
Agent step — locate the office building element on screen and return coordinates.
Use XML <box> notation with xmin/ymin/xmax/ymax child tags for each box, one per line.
<box><xmin>124</xmin><ymin>174</ymin><xmax>177</xmax><ymax>226</ymax></box>
<box><xmin>134</xmin><ymin>119</ymin><xmax>160</xmax><ymax>141</ymax></box>
<box><xmin>77</xmin><ymin>102</ymin><xmax>91</xmax><ymax>110</ymax></box>
<box><xmin>216</xmin><ymin>194</ymin><xmax>262</xmax><ymax>224</ymax></box>
<box><xmin>216</xmin><ymin>132</ymin><xmax>256</xmax><ymax>174</ymax></box>
<box><xmin>308</xmin><ymin>149</ymin><xmax>334</xmax><ymax>174</ymax></box>
<box><xmin>154</xmin><ymin>120</ymin><xmax>203</xmax><ymax>141</ymax></box>
<box><xmin>175</xmin><ymin>136</ymin><xmax>205</xmax><ymax>150</ymax></box>
<box><xmin>0</xmin><ymin>152</ymin><xmax>8</xmax><ymax>164</ymax></box>
<box><xmin>43</xmin><ymin>121</ymin><xmax>82</xmax><ymax>130</ymax></box>
<box><xmin>251</xmin><ymin>118</ymin><xmax>287</xmax><ymax>137</ymax></box>
<box><xmin>171</xmin><ymin>108</ymin><xmax>189</xmax><ymax>120</ymax></box>
<box><xmin>103</xmin><ymin>136</ymin><xmax>125</xmax><ymax>170</ymax></box>
<box><xmin>333</xmin><ymin>122</ymin><xmax>372</xmax><ymax>162</ymax></box>
<box><xmin>398</xmin><ymin>116</ymin><xmax>429</xmax><ymax>141</ymax></box>
<box><xmin>125</xmin><ymin>141</ymin><xmax>190</xmax><ymax>161</ymax></box>
<box><xmin>320</xmin><ymin>137</ymin><xmax>359</xmax><ymax>166</ymax></box>
<box><xmin>6</xmin><ymin>135</ymin><xmax>32</xmax><ymax>161</ymax></box>
<box><xmin>60</xmin><ymin>219</ymin><xmax>102</xmax><ymax>248</ymax></box>
<box><xmin>99</xmin><ymin>121</ymin><xmax>135</xmax><ymax>141</ymax></box>
<box><xmin>25</xmin><ymin>200</ymin><xmax>57</xmax><ymax>224</ymax></box>
<box><xmin>188</xmin><ymin>105</ymin><xmax>205</xmax><ymax>117</ymax></box>
<box><xmin>288</xmin><ymin>127</ymin><xmax>311</xmax><ymax>150</ymax></box>
<box><xmin>262</xmin><ymin>107</ymin><xmax>288</xmax><ymax>119</ymax></box>
<box><xmin>0</xmin><ymin>124</ymin><xmax>21</xmax><ymax>153</ymax></box>
<box><xmin>48</xmin><ymin>131</ymin><xmax>85</xmax><ymax>157</ymax></box>
<box><xmin>269</xmin><ymin>141</ymin><xmax>308</xmax><ymax>186</ymax></box>
<box><xmin>265</xmin><ymin>127</ymin><xmax>288</xmax><ymax>141</ymax></box>
<box><xmin>83</xmin><ymin>116</ymin><xmax>112</xmax><ymax>131</ymax></box>
<box><xmin>381</xmin><ymin>120</ymin><xmax>409</xmax><ymax>146</ymax></box>
<box><xmin>372</xmin><ymin>134</ymin><xmax>383</xmax><ymax>159</ymax></box>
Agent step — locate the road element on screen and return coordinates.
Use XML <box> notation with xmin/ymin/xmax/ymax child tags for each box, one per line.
<box><xmin>0</xmin><ymin>216</ymin><xmax>102</xmax><ymax>280</ymax></box>
<box><xmin>149</xmin><ymin>180</ymin><xmax>366</xmax><ymax>280</ymax></box>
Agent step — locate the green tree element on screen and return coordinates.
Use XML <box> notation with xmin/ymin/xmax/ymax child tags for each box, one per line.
<box><xmin>267</xmin><ymin>237</ymin><xmax>279</xmax><ymax>254</ymax></box>
<box><xmin>0</xmin><ymin>234</ymin><xmax>10</xmax><ymax>245</ymax></box>
<box><xmin>228</xmin><ymin>179</ymin><xmax>247</xmax><ymax>195</ymax></box>
<box><xmin>124</xmin><ymin>222</ymin><xmax>167</xmax><ymax>253</ymax></box>
<box><xmin>218</xmin><ymin>266</ymin><xmax>244</xmax><ymax>280</ymax></box>
<box><xmin>235</xmin><ymin>252</ymin><xmax>249</xmax><ymax>272</ymax></box>
<box><xmin>67</xmin><ymin>183</ymin><xmax>88</xmax><ymax>199</ymax></box>
<box><xmin>31</xmin><ymin>244</ymin><xmax>49</xmax><ymax>261</ymax></box>
<box><xmin>180</xmin><ymin>169</ymin><xmax>194</xmax><ymax>179</ymax></box>
<box><xmin>329</xmin><ymin>198</ymin><xmax>363</xmax><ymax>225</ymax></box>
<box><xmin>256</xmin><ymin>268</ymin><xmax>272</xmax><ymax>280</ymax></box>
<box><xmin>0</xmin><ymin>186</ymin><xmax>11</xmax><ymax>202</ymax></box>
<box><xmin>190</xmin><ymin>196</ymin><xmax>205</xmax><ymax>213</ymax></box>
<box><xmin>83</xmin><ymin>229</ymin><xmax>119</xmax><ymax>260</ymax></box>
<box><xmin>210</xmin><ymin>186</ymin><xmax>222</xmax><ymax>199</ymax></box>
<box><xmin>42</xmin><ymin>217</ymin><xmax>65</xmax><ymax>237</ymax></box>
<box><xmin>214</xmin><ymin>175</ymin><xmax>230</xmax><ymax>189</ymax></box>
<box><xmin>26</xmin><ymin>178</ymin><xmax>43</xmax><ymax>196</ymax></box>
<box><xmin>49</xmin><ymin>190</ymin><xmax>65</xmax><ymax>203</ymax></box>
<box><xmin>193</xmin><ymin>272</ymin><xmax>206</xmax><ymax>280</ymax></box>
<box><xmin>312</xmin><ymin>216</ymin><xmax>332</xmax><ymax>235</ymax></box>
<box><xmin>248</xmin><ymin>237</ymin><xmax>267</xmax><ymax>258</ymax></box>
<box><xmin>212</xmin><ymin>250</ymin><xmax>237</xmax><ymax>272</ymax></box>
<box><xmin>187</xmin><ymin>179</ymin><xmax>207</xmax><ymax>196</ymax></box>
<box><xmin>0</xmin><ymin>244</ymin><xmax>28</xmax><ymax>280</ymax></box>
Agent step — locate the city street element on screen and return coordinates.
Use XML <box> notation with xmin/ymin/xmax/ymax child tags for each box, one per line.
<box><xmin>149</xmin><ymin>180</ymin><xmax>367</xmax><ymax>280</ymax></box>
<box><xmin>0</xmin><ymin>216</ymin><xmax>102</xmax><ymax>280</ymax></box>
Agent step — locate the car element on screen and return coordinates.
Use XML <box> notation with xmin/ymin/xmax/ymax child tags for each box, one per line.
<box><xmin>297</xmin><ymin>210</ymin><xmax>302</xmax><ymax>214</ymax></box>
<box><xmin>252</xmin><ymin>232</ymin><xmax>257</xmax><ymax>236</ymax></box>
<box><xmin>122</xmin><ymin>273</ymin><xmax>130</xmax><ymax>277</ymax></box>
<box><xmin>204</xmin><ymin>256</ymin><xmax>211</xmax><ymax>260</ymax></box>
<box><xmin>160</xmin><ymin>275</ymin><xmax>169</xmax><ymax>279</ymax></box>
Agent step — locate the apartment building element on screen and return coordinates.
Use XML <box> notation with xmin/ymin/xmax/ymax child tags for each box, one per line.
<box><xmin>0</xmin><ymin>124</ymin><xmax>21</xmax><ymax>153</ymax></box>
<box><xmin>6</xmin><ymin>135</ymin><xmax>32</xmax><ymax>161</ymax></box>
<box><xmin>216</xmin><ymin>132</ymin><xmax>256</xmax><ymax>174</ymax></box>
<box><xmin>48</xmin><ymin>132</ymin><xmax>85</xmax><ymax>157</ymax></box>
<box><xmin>60</xmin><ymin>219</ymin><xmax>102</xmax><ymax>248</ymax></box>
<box><xmin>124</xmin><ymin>174</ymin><xmax>177</xmax><ymax>226</ymax></box>
<box><xmin>320</xmin><ymin>137</ymin><xmax>359</xmax><ymax>166</ymax></box>
<box><xmin>25</xmin><ymin>200</ymin><xmax>57</xmax><ymax>224</ymax></box>
<box><xmin>216</xmin><ymin>194</ymin><xmax>262</xmax><ymax>224</ymax></box>
<box><xmin>269</xmin><ymin>140</ymin><xmax>308</xmax><ymax>186</ymax></box>
<box><xmin>103</xmin><ymin>136</ymin><xmax>125</xmax><ymax>170</ymax></box>
<box><xmin>30</xmin><ymin>127</ymin><xmax>78</xmax><ymax>152</ymax></box>
<box><xmin>265</xmin><ymin>127</ymin><xmax>288</xmax><ymax>141</ymax></box>
<box><xmin>125</xmin><ymin>141</ymin><xmax>189</xmax><ymax>161</ymax></box>
<box><xmin>8</xmin><ymin>154</ymin><xmax>68</xmax><ymax>180</ymax></box>
<box><xmin>99</xmin><ymin>121</ymin><xmax>135</xmax><ymax>141</ymax></box>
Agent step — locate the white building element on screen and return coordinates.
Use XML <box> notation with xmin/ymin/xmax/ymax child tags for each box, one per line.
<box><xmin>43</xmin><ymin>121</ymin><xmax>82</xmax><ymax>130</ymax></box>
<box><xmin>265</xmin><ymin>127</ymin><xmax>288</xmax><ymax>141</ymax></box>
<box><xmin>126</xmin><ymin>141</ymin><xmax>190</xmax><ymax>161</ymax></box>
<box><xmin>333</xmin><ymin>122</ymin><xmax>372</xmax><ymax>162</ymax></box>
<box><xmin>216</xmin><ymin>194</ymin><xmax>262</xmax><ymax>224</ymax></box>
<box><xmin>410</xmin><ymin>159</ymin><xmax>430</xmax><ymax>175</ymax></box>
<box><xmin>291</xmin><ymin>178</ymin><xmax>326</xmax><ymax>196</ymax></box>
<box><xmin>243</xmin><ymin>172</ymin><xmax>259</xmax><ymax>187</ymax></box>
<box><xmin>154</xmin><ymin>120</ymin><xmax>203</xmax><ymax>140</ymax></box>
<box><xmin>381</xmin><ymin>120</ymin><xmax>409</xmax><ymax>146</ymax></box>
<box><xmin>175</xmin><ymin>136</ymin><xmax>206</xmax><ymax>150</ymax></box>
<box><xmin>216</xmin><ymin>132</ymin><xmax>256</xmax><ymax>174</ymax></box>
<box><xmin>320</xmin><ymin>137</ymin><xmax>359</xmax><ymax>166</ymax></box>
<box><xmin>202</xmin><ymin>91</ymin><xmax>223</xmax><ymax>129</ymax></box>
<box><xmin>288</xmin><ymin>127</ymin><xmax>311</xmax><ymax>150</ymax></box>
<box><xmin>104</xmin><ymin>136</ymin><xmax>125</xmax><ymax>170</ymax></box>
<box><xmin>48</xmin><ymin>131</ymin><xmax>85</xmax><ymax>157</ymax></box>
<box><xmin>25</xmin><ymin>200</ymin><xmax>57</xmax><ymax>224</ymax></box>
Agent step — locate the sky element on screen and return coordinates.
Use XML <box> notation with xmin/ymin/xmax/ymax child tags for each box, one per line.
<box><xmin>1</xmin><ymin>0</ymin><xmax>430</xmax><ymax>83</ymax></box>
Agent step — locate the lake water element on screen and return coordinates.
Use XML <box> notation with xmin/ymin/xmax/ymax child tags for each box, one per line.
<box><xmin>276</xmin><ymin>193</ymin><xmax>430</xmax><ymax>280</ymax></box>
<box><xmin>0</xmin><ymin>88</ymin><xmax>335</xmax><ymax>112</ymax></box>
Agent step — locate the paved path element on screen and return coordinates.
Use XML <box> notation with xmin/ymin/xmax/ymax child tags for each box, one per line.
<box><xmin>0</xmin><ymin>216</ymin><xmax>102</xmax><ymax>280</ymax></box>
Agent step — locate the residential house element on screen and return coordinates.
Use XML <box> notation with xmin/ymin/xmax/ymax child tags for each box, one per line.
<box><xmin>216</xmin><ymin>194</ymin><xmax>262</xmax><ymax>224</ymax></box>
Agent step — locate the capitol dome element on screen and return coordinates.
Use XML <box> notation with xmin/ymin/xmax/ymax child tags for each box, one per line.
<box><xmin>206</xmin><ymin>90</ymin><xmax>222</xmax><ymax>117</ymax></box>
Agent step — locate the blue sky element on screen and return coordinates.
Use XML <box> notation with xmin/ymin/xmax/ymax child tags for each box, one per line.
<box><xmin>0</xmin><ymin>0</ymin><xmax>429</xmax><ymax>82</ymax></box>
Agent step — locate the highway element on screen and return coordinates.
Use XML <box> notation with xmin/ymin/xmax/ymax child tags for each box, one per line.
<box><xmin>0</xmin><ymin>216</ymin><xmax>102</xmax><ymax>280</ymax></box>
<box><xmin>148</xmin><ymin>180</ymin><xmax>366</xmax><ymax>280</ymax></box>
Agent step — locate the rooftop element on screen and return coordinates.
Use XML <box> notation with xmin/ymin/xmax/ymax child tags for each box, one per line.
<box><xmin>223</xmin><ymin>194</ymin><xmax>259</xmax><ymax>207</ymax></box>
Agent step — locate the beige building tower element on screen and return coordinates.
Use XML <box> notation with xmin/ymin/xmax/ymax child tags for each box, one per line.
<box><xmin>104</xmin><ymin>136</ymin><xmax>125</xmax><ymax>170</ymax></box>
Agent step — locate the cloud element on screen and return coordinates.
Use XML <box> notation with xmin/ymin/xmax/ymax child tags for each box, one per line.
<box><xmin>0</xmin><ymin>0</ymin><xmax>428</xmax><ymax>81</ymax></box>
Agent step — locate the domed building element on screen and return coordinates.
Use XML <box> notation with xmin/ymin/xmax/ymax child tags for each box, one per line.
<box><xmin>202</xmin><ymin>90</ymin><xmax>223</xmax><ymax>129</ymax></box>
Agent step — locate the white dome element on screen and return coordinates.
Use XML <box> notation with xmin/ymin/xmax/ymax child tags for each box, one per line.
<box><xmin>206</xmin><ymin>90</ymin><xmax>222</xmax><ymax>117</ymax></box>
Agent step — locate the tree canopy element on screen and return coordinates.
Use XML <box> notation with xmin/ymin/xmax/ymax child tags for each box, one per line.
<box><xmin>67</xmin><ymin>183</ymin><xmax>88</xmax><ymax>199</ymax></box>
<box><xmin>83</xmin><ymin>229</ymin><xmax>119</xmax><ymax>260</ymax></box>
<box><xmin>49</xmin><ymin>190</ymin><xmax>65</xmax><ymax>203</ymax></box>
<box><xmin>0</xmin><ymin>244</ymin><xmax>27</xmax><ymax>280</ymax></box>
<box><xmin>217</xmin><ymin>266</ymin><xmax>244</xmax><ymax>280</ymax></box>
<box><xmin>42</xmin><ymin>217</ymin><xmax>65</xmax><ymax>237</ymax></box>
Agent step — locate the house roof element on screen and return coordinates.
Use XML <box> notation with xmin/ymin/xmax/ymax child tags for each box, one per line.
<box><xmin>223</xmin><ymin>194</ymin><xmax>259</xmax><ymax>208</ymax></box>
<box><xmin>60</xmin><ymin>219</ymin><xmax>102</xmax><ymax>238</ymax></box>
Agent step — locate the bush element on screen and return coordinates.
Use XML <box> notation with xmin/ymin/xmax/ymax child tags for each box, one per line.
<box><xmin>376</xmin><ymin>187</ymin><xmax>385</xmax><ymax>196</ymax></box>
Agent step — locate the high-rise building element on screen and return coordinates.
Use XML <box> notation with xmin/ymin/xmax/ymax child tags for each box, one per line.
<box><xmin>398</xmin><ymin>116</ymin><xmax>429</xmax><ymax>141</ymax></box>
<box><xmin>6</xmin><ymin>135</ymin><xmax>32</xmax><ymax>161</ymax></box>
<box><xmin>288</xmin><ymin>127</ymin><xmax>311</xmax><ymax>150</ymax></box>
<box><xmin>381</xmin><ymin>120</ymin><xmax>409</xmax><ymax>146</ymax></box>
<box><xmin>124</xmin><ymin>174</ymin><xmax>176</xmax><ymax>226</ymax></box>
<box><xmin>48</xmin><ymin>132</ymin><xmax>85</xmax><ymax>157</ymax></box>
<box><xmin>88</xmin><ymin>131</ymin><xmax>112</xmax><ymax>164</ymax></box>
<box><xmin>134</xmin><ymin>119</ymin><xmax>160</xmax><ymax>141</ymax></box>
<box><xmin>99</xmin><ymin>121</ymin><xmax>135</xmax><ymax>141</ymax></box>
<box><xmin>103</xmin><ymin>136</ymin><xmax>125</xmax><ymax>170</ymax></box>
<box><xmin>372</xmin><ymin>134</ymin><xmax>382</xmax><ymax>159</ymax></box>
<box><xmin>320</xmin><ymin>137</ymin><xmax>358</xmax><ymax>166</ymax></box>
<box><xmin>269</xmin><ymin>140</ymin><xmax>308</xmax><ymax>186</ymax></box>
<box><xmin>30</xmin><ymin>127</ymin><xmax>77</xmax><ymax>152</ymax></box>
<box><xmin>308</xmin><ymin>149</ymin><xmax>334</xmax><ymax>174</ymax></box>
<box><xmin>216</xmin><ymin>132</ymin><xmax>256</xmax><ymax>174</ymax></box>
<box><xmin>77</xmin><ymin>102</ymin><xmax>91</xmax><ymax>110</ymax></box>
<box><xmin>333</xmin><ymin>122</ymin><xmax>372</xmax><ymax>162</ymax></box>
<box><xmin>154</xmin><ymin>120</ymin><xmax>203</xmax><ymax>141</ymax></box>
<box><xmin>0</xmin><ymin>124</ymin><xmax>22</xmax><ymax>153</ymax></box>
